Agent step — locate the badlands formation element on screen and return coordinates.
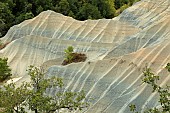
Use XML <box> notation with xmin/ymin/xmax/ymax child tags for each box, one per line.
<box><xmin>1</xmin><ymin>0</ymin><xmax>170</xmax><ymax>112</ymax></box>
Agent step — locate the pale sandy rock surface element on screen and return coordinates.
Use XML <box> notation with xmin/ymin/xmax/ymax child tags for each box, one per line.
<box><xmin>0</xmin><ymin>0</ymin><xmax>170</xmax><ymax>112</ymax></box>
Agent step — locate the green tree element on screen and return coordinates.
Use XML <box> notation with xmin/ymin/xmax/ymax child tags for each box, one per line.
<box><xmin>68</xmin><ymin>10</ymin><xmax>75</xmax><ymax>18</ymax></box>
<box><xmin>98</xmin><ymin>0</ymin><xmax>116</xmax><ymax>18</ymax></box>
<box><xmin>0</xmin><ymin>82</ymin><xmax>30</xmax><ymax>113</ymax></box>
<box><xmin>118</xmin><ymin>4</ymin><xmax>129</xmax><ymax>15</ymax></box>
<box><xmin>62</xmin><ymin>46</ymin><xmax>87</xmax><ymax>65</ymax></box>
<box><xmin>0</xmin><ymin>58</ymin><xmax>12</xmax><ymax>82</ymax></box>
<box><xmin>0</xmin><ymin>2</ymin><xmax>15</xmax><ymax>37</ymax></box>
<box><xmin>15</xmin><ymin>12</ymin><xmax>34</xmax><ymax>24</ymax></box>
<box><xmin>58</xmin><ymin>0</ymin><xmax>70</xmax><ymax>15</ymax></box>
<box><xmin>27</xmin><ymin>65</ymin><xmax>88</xmax><ymax>113</ymax></box>
<box><xmin>32</xmin><ymin>0</ymin><xmax>54</xmax><ymax>15</ymax></box>
<box><xmin>67</xmin><ymin>0</ymin><xmax>78</xmax><ymax>15</ymax></box>
<box><xmin>77</xmin><ymin>3</ymin><xmax>102</xmax><ymax>20</ymax></box>
<box><xmin>26</xmin><ymin>65</ymin><xmax>55</xmax><ymax>113</ymax></box>
<box><xmin>129</xmin><ymin>64</ymin><xmax>170</xmax><ymax>113</ymax></box>
<box><xmin>64</xmin><ymin>46</ymin><xmax>74</xmax><ymax>63</ymax></box>
<box><xmin>0</xmin><ymin>65</ymin><xmax>89</xmax><ymax>113</ymax></box>
<box><xmin>129</xmin><ymin>0</ymin><xmax>140</xmax><ymax>6</ymax></box>
<box><xmin>114</xmin><ymin>0</ymin><xmax>123</xmax><ymax>9</ymax></box>
<box><xmin>36</xmin><ymin>6</ymin><xmax>43</xmax><ymax>14</ymax></box>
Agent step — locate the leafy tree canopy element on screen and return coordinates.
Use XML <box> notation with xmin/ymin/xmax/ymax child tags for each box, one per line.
<box><xmin>0</xmin><ymin>57</ymin><xmax>11</xmax><ymax>82</ymax></box>
<box><xmin>0</xmin><ymin>65</ymin><xmax>89</xmax><ymax>113</ymax></box>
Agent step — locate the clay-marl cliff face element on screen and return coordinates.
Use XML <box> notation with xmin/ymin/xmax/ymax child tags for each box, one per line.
<box><xmin>0</xmin><ymin>0</ymin><xmax>170</xmax><ymax>112</ymax></box>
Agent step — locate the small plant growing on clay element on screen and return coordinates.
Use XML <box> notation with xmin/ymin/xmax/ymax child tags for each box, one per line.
<box><xmin>62</xmin><ymin>46</ymin><xmax>87</xmax><ymax>65</ymax></box>
<box><xmin>64</xmin><ymin>46</ymin><xmax>74</xmax><ymax>63</ymax></box>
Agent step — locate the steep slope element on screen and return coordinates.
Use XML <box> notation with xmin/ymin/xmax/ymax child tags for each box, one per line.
<box><xmin>0</xmin><ymin>0</ymin><xmax>170</xmax><ymax>112</ymax></box>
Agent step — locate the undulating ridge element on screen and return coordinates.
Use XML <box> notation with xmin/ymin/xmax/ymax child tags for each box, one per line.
<box><xmin>0</xmin><ymin>0</ymin><xmax>170</xmax><ymax>112</ymax></box>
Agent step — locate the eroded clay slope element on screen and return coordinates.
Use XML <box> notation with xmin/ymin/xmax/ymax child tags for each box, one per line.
<box><xmin>0</xmin><ymin>0</ymin><xmax>170</xmax><ymax>112</ymax></box>
<box><xmin>47</xmin><ymin>39</ymin><xmax>170</xmax><ymax>112</ymax></box>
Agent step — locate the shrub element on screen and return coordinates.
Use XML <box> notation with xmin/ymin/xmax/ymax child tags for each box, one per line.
<box><xmin>0</xmin><ymin>65</ymin><xmax>89</xmax><ymax>112</ymax></box>
<box><xmin>62</xmin><ymin>46</ymin><xmax>87</xmax><ymax>65</ymax></box>
<box><xmin>0</xmin><ymin>58</ymin><xmax>11</xmax><ymax>82</ymax></box>
<box><xmin>64</xmin><ymin>46</ymin><xmax>74</xmax><ymax>63</ymax></box>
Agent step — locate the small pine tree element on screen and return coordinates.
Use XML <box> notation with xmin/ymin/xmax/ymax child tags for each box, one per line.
<box><xmin>64</xmin><ymin>46</ymin><xmax>74</xmax><ymax>63</ymax></box>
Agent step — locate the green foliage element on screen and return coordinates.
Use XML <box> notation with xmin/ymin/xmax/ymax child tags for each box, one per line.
<box><xmin>77</xmin><ymin>3</ymin><xmax>102</xmax><ymax>20</ymax></box>
<box><xmin>15</xmin><ymin>12</ymin><xmax>34</xmax><ymax>24</ymax></box>
<box><xmin>66</xmin><ymin>46</ymin><xmax>74</xmax><ymax>53</ymax></box>
<box><xmin>142</xmin><ymin>66</ymin><xmax>160</xmax><ymax>92</ymax></box>
<box><xmin>0</xmin><ymin>65</ymin><xmax>88</xmax><ymax>113</ymax></box>
<box><xmin>58</xmin><ymin>0</ymin><xmax>70</xmax><ymax>15</ymax></box>
<box><xmin>51</xmin><ymin>90</ymin><xmax>88</xmax><ymax>112</ymax></box>
<box><xmin>62</xmin><ymin>46</ymin><xmax>87</xmax><ymax>65</ymax></box>
<box><xmin>129</xmin><ymin>104</ymin><xmax>137</xmax><ymax>112</ymax></box>
<box><xmin>0</xmin><ymin>2</ymin><xmax>15</xmax><ymax>37</ymax></box>
<box><xmin>27</xmin><ymin>65</ymin><xmax>88</xmax><ymax>113</ymax></box>
<box><xmin>26</xmin><ymin>65</ymin><xmax>63</xmax><ymax>113</ymax></box>
<box><xmin>98</xmin><ymin>0</ymin><xmax>116</xmax><ymax>19</ymax></box>
<box><xmin>64</xmin><ymin>46</ymin><xmax>74</xmax><ymax>63</ymax></box>
<box><xmin>0</xmin><ymin>82</ymin><xmax>30</xmax><ymax>113</ymax></box>
<box><xmin>165</xmin><ymin>63</ymin><xmax>170</xmax><ymax>72</ymax></box>
<box><xmin>0</xmin><ymin>58</ymin><xmax>12</xmax><ymax>82</ymax></box>
<box><xmin>129</xmin><ymin>64</ymin><xmax>170</xmax><ymax>113</ymax></box>
<box><xmin>0</xmin><ymin>0</ymin><xmax>141</xmax><ymax>37</ymax></box>
<box><xmin>119</xmin><ymin>4</ymin><xmax>129</xmax><ymax>14</ymax></box>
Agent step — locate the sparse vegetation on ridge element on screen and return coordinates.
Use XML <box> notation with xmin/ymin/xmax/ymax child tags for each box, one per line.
<box><xmin>129</xmin><ymin>64</ymin><xmax>170</xmax><ymax>113</ymax></box>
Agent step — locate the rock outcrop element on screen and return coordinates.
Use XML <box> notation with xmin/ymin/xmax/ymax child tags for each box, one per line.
<box><xmin>0</xmin><ymin>0</ymin><xmax>170</xmax><ymax>112</ymax></box>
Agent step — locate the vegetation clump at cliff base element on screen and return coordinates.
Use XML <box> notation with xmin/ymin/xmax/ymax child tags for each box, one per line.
<box><xmin>62</xmin><ymin>46</ymin><xmax>87</xmax><ymax>65</ymax></box>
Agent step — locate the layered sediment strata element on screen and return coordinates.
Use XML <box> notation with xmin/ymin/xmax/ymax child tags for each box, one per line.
<box><xmin>0</xmin><ymin>0</ymin><xmax>170</xmax><ymax>112</ymax></box>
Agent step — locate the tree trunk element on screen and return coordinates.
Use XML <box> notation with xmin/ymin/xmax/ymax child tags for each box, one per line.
<box><xmin>34</xmin><ymin>109</ymin><xmax>38</xmax><ymax>113</ymax></box>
